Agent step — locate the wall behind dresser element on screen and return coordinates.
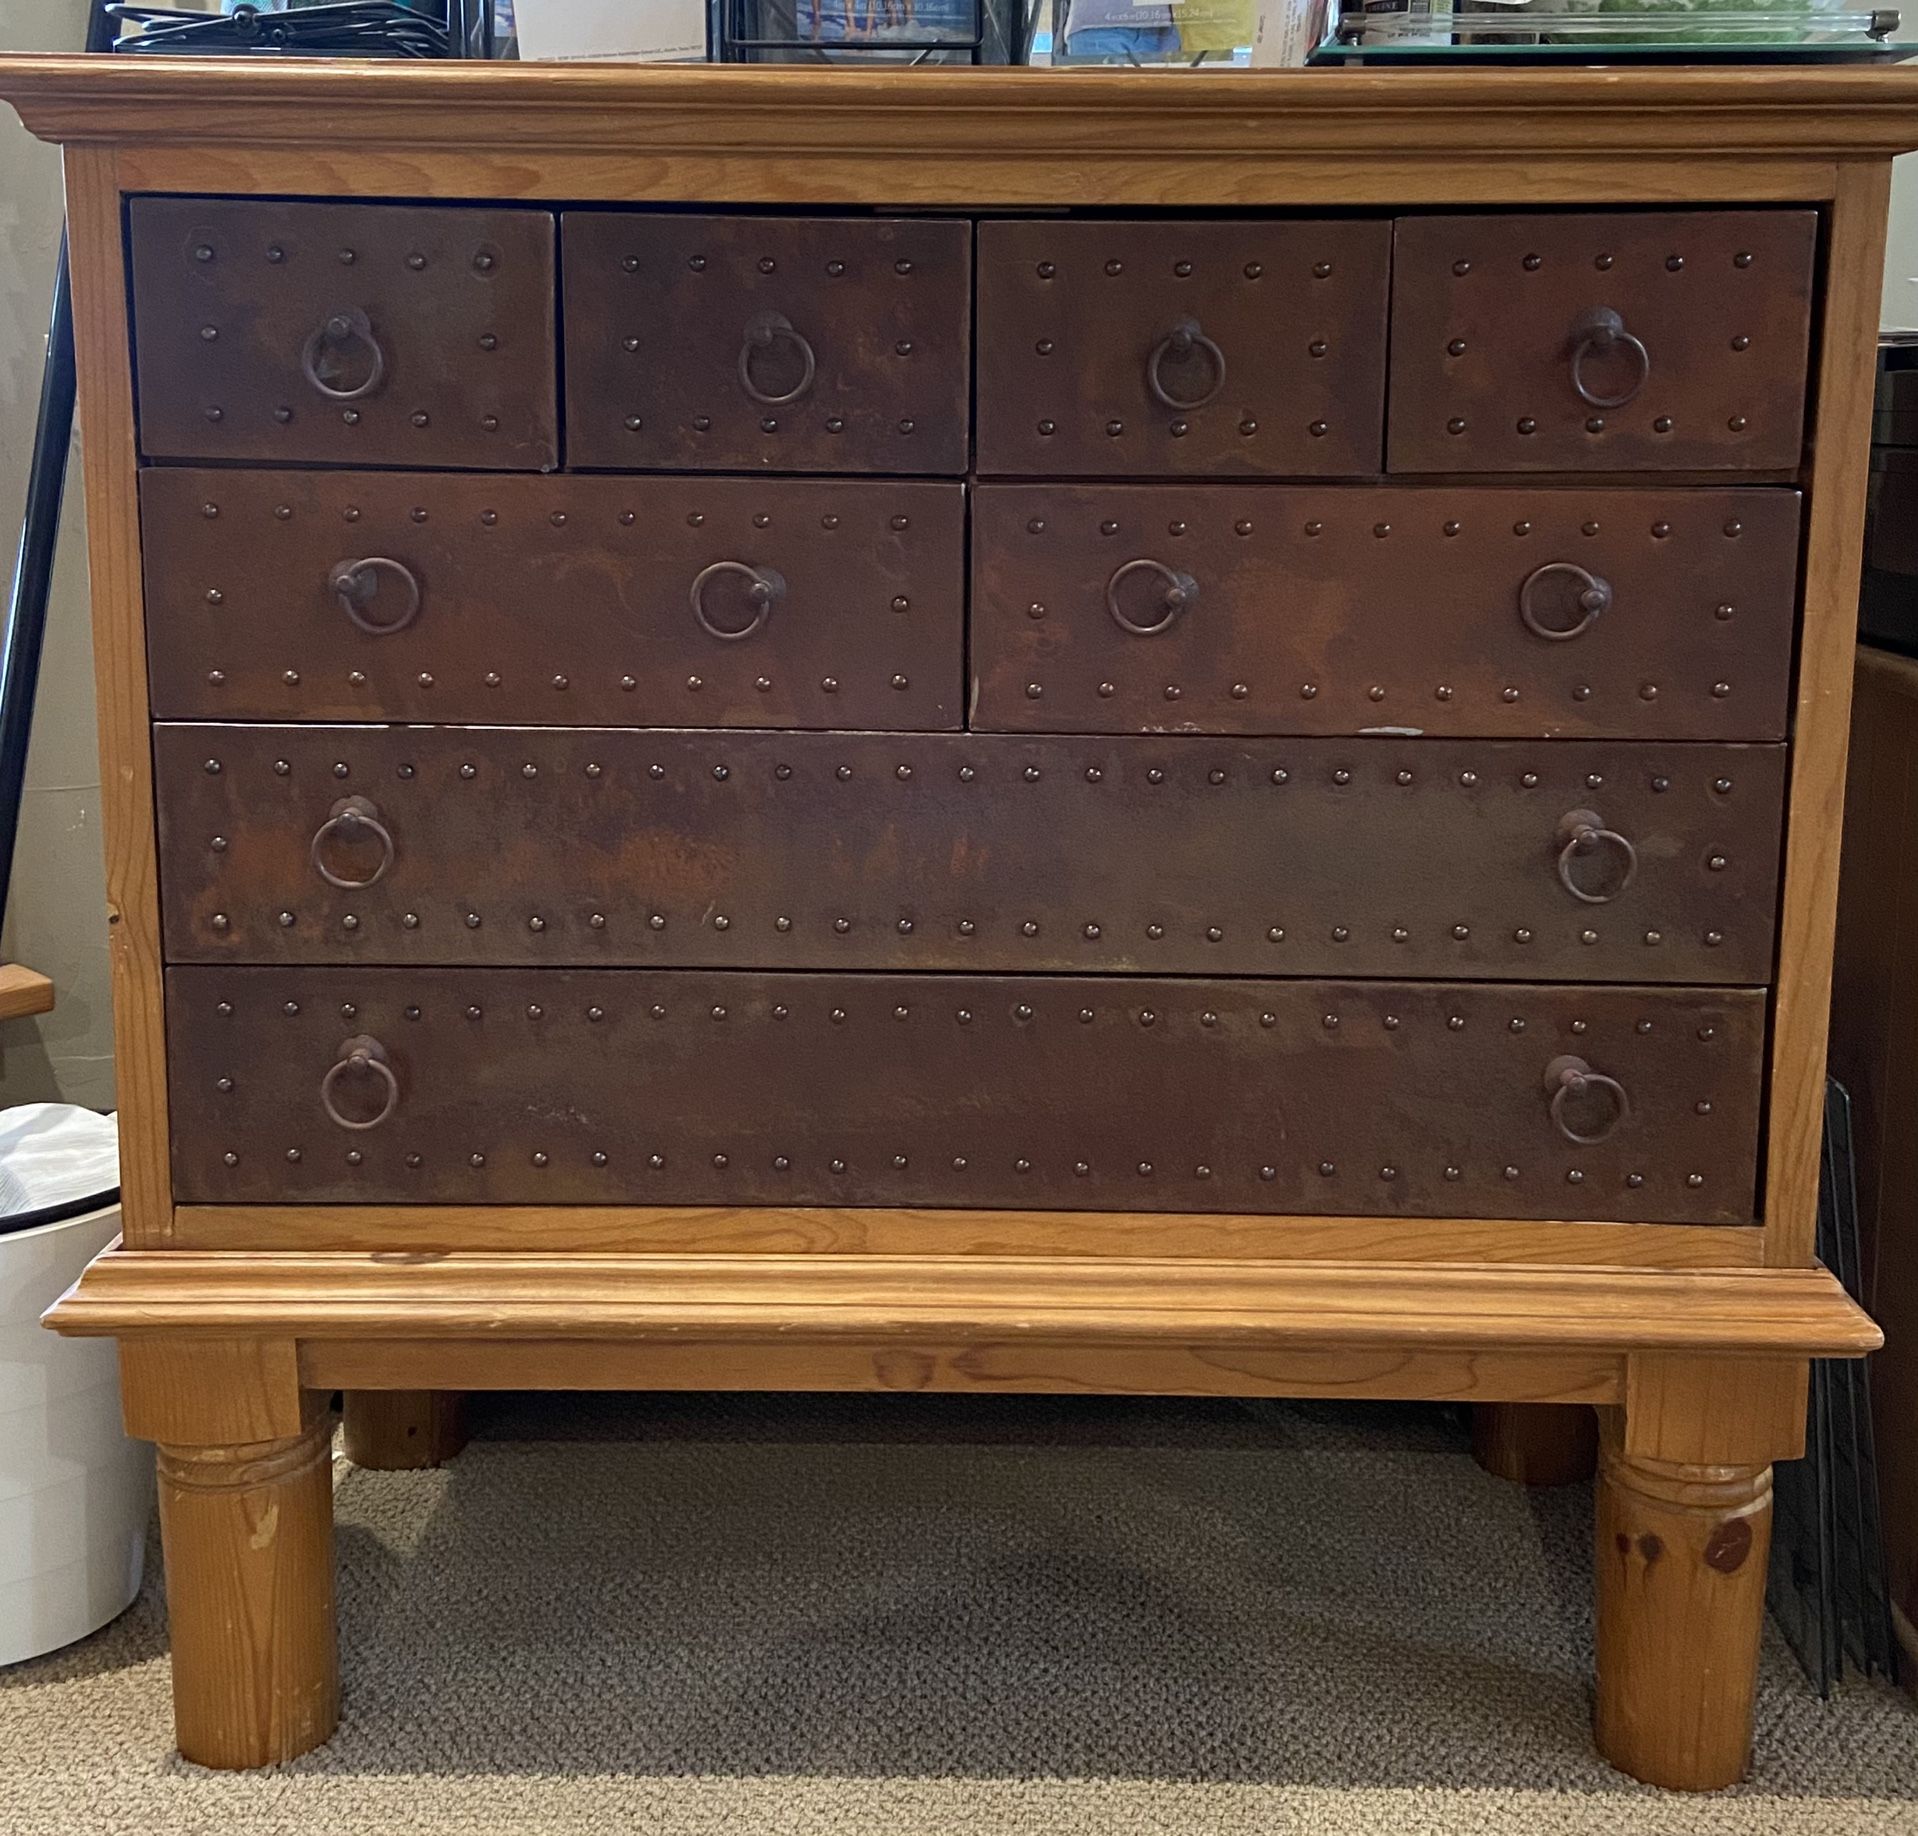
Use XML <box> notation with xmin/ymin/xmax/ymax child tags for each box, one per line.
<box><xmin>0</xmin><ymin>0</ymin><xmax>111</xmax><ymax>1109</ymax></box>
<box><xmin>0</xmin><ymin>46</ymin><xmax>1909</xmax><ymax>1113</ymax></box>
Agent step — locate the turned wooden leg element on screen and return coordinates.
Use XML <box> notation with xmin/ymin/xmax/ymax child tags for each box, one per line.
<box><xmin>341</xmin><ymin>1390</ymin><xmax>469</xmax><ymax>1470</ymax></box>
<box><xmin>1473</xmin><ymin>1402</ymin><xmax>1599</xmax><ymax>1486</ymax></box>
<box><xmin>119</xmin><ymin>1339</ymin><xmax>340</xmax><ymax>1769</ymax></box>
<box><xmin>156</xmin><ymin>1408</ymin><xmax>339</xmax><ymax>1768</ymax></box>
<box><xmin>1593</xmin><ymin>1421</ymin><xmax>1773</xmax><ymax>1790</ymax></box>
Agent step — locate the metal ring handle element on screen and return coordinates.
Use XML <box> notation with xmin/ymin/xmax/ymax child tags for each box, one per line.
<box><xmin>690</xmin><ymin>561</ymin><xmax>786</xmax><ymax>642</ymax></box>
<box><xmin>300</xmin><ymin>307</ymin><xmax>386</xmax><ymax>402</ymax></box>
<box><xmin>736</xmin><ymin>311</ymin><xmax>817</xmax><ymax>407</ymax></box>
<box><xmin>329</xmin><ymin>556</ymin><xmax>422</xmax><ymax>636</ymax></box>
<box><xmin>1544</xmin><ymin>1054</ymin><xmax>1631</xmax><ymax>1146</ymax></box>
<box><xmin>1555</xmin><ymin>808</ymin><xmax>1638</xmax><ymax>905</ymax></box>
<box><xmin>1568</xmin><ymin>306</ymin><xmax>1651</xmax><ymax>410</ymax></box>
<box><xmin>310</xmin><ymin>795</ymin><xmax>396</xmax><ymax>890</ymax></box>
<box><xmin>320</xmin><ymin>1034</ymin><xmax>399</xmax><ymax>1132</ymax></box>
<box><xmin>1146</xmin><ymin>317</ymin><xmax>1227</xmax><ymax>411</ymax></box>
<box><xmin>1518</xmin><ymin>562</ymin><xmax>1612</xmax><ymax>643</ymax></box>
<box><xmin>1106</xmin><ymin>559</ymin><xmax>1198</xmax><ymax>637</ymax></box>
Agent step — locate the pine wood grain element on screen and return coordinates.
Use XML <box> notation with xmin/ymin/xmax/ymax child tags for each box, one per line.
<box><xmin>1593</xmin><ymin>1417</ymin><xmax>1774</xmax><ymax>1790</ymax></box>
<box><xmin>59</xmin><ymin>144</ymin><xmax>172</xmax><ymax>1248</ymax></box>
<box><xmin>1762</xmin><ymin>159</ymin><xmax>1897</xmax><ymax>1267</ymax></box>
<box><xmin>46</xmin><ymin>1249</ymin><xmax>1882</xmax><ymax>1356</ymax></box>
<box><xmin>0</xmin><ymin>964</ymin><xmax>54</xmax><ymax>1021</ymax></box>
<box><xmin>166</xmin><ymin>1204</ymin><xmax>1768</xmax><ymax>1269</ymax></box>
<box><xmin>155</xmin><ymin>1409</ymin><xmax>339</xmax><ymax>1770</ymax></box>
<box><xmin>340</xmin><ymin>1390</ymin><xmax>467</xmax><ymax>1469</ymax></box>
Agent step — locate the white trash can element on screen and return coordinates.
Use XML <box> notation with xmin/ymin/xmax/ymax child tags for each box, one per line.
<box><xmin>0</xmin><ymin>1105</ymin><xmax>153</xmax><ymax>1666</ymax></box>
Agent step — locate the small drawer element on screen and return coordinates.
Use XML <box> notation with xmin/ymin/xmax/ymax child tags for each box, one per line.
<box><xmin>157</xmin><ymin>727</ymin><xmax>1785</xmax><ymax>987</ymax></box>
<box><xmin>128</xmin><ymin>197</ymin><xmax>558</xmax><ymax>470</ymax></box>
<box><xmin>975</xmin><ymin>218</ymin><xmax>1390</xmax><ymax>478</ymax></box>
<box><xmin>167</xmin><ymin>967</ymin><xmax>1763</xmax><ymax>1223</ymax></box>
<box><xmin>1388</xmin><ymin>210</ymin><xmax>1816</xmax><ymax>474</ymax></box>
<box><xmin>140</xmin><ymin>470</ymin><xmax>965</xmax><ymax>730</ymax></box>
<box><xmin>970</xmin><ymin>483</ymin><xmax>1799</xmax><ymax>739</ymax></box>
<box><xmin>562</xmin><ymin>212</ymin><xmax>970</xmax><ymax>474</ymax></box>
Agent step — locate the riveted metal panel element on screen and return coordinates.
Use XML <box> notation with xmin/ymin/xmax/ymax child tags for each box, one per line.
<box><xmin>1388</xmin><ymin>211</ymin><xmax>1816</xmax><ymax>474</ymax></box>
<box><xmin>157</xmin><ymin>726</ymin><xmax>1784</xmax><ymax>986</ymax></box>
<box><xmin>166</xmin><ymin>969</ymin><xmax>1764</xmax><ymax>1224</ymax></box>
<box><xmin>562</xmin><ymin>212</ymin><xmax>970</xmax><ymax>474</ymax></box>
<box><xmin>971</xmin><ymin>483</ymin><xmax>1798</xmax><ymax>739</ymax></box>
<box><xmin>139</xmin><ymin>469</ymin><xmax>964</xmax><ymax>730</ymax></box>
<box><xmin>975</xmin><ymin>218</ymin><xmax>1390</xmax><ymax>478</ymax></box>
<box><xmin>128</xmin><ymin>197</ymin><xmax>558</xmax><ymax>470</ymax></box>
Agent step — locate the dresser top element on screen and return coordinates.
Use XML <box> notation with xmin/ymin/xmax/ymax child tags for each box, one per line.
<box><xmin>2</xmin><ymin>56</ymin><xmax>1917</xmax><ymax>205</ymax></box>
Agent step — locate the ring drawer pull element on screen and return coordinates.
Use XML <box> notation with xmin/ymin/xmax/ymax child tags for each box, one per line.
<box><xmin>330</xmin><ymin>556</ymin><xmax>422</xmax><ymax>636</ymax></box>
<box><xmin>1567</xmin><ymin>306</ymin><xmax>1651</xmax><ymax>409</ymax></box>
<box><xmin>301</xmin><ymin>307</ymin><xmax>387</xmax><ymax>401</ymax></box>
<box><xmin>1544</xmin><ymin>1054</ymin><xmax>1631</xmax><ymax>1146</ymax></box>
<box><xmin>691</xmin><ymin>560</ymin><xmax>785</xmax><ymax>642</ymax></box>
<box><xmin>737</xmin><ymin>311</ymin><xmax>817</xmax><ymax>406</ymax></box>
<box><xmin>320</xmin><ymin>1034</ymin><xmax>399</xmax><ymax>1132</ymax></box>
<box><xmin>1555</xmin><ymin>808</ymin><xmax>1638</xmax><ymax>905</ymax></box>
<box><xmin>1106</xmin><ymin>559</ymin><xmax>1198</xmax><ymax>637</ymax></box>
<box><xmin>1518</xmin><ymin>562</ymin><xmax>1611</xmax><ymax>642</ymax></box>
<box><xmin>310</xmin><ymin>795</ymin><xmax>396</xmax><ymax>890</ymax></box>
<box><xmin>1146</xmin><ymin>316</ymin><xmax>1227</xmax><ymax>411</ymax></box>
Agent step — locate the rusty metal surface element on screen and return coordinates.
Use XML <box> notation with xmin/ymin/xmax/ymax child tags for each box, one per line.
<box><xmin>970</xmin><ymin>483</ymin><xmax>1799</xmax><ymax>739</ymax></box>
<box><xmin>139</xmin><ymin>469</ymin><xmax>965</xmax><ymax>730</ymax></box>
<box><xmin>562</xmin><ymin>212</ymin><xmax>970</xmax><ymax>474</ymax></box>
<box><xmin>166</xmin><ymin>968</ymin><xmax>1764</xmax><ymax>1223</ymax></box>
<box><xmin>128</xmin><ymin>197</ymin><xmax>558</xmax><ymax>470</ymax></box>
<box><xmin>975</xmin><ymin>218</ymin><xmax>1389</xmax><ymax>478</ymax></box>
<box><xmin>1388</xmin><ymin>211</ymin><xmax>1816</xmax><ymax>474</ymax></box>
<box><xmin>157</xmin><ymin>726</ymin><xmax>1784</xmax><ymax>986</ymax></box>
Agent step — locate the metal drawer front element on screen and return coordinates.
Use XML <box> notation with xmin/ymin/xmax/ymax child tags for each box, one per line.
<box><xmin>1388</xmin><ymin>211</ymin><xmax>1816</xmax><ymax>474</ymax></box>
<box><xmin>971</xmin><ymin>484</ymin><xmax>1798</xmax><ymax>739</ymax></box>
<box><xmin>158</xmin><ymin>727</ymin><xmax>1784</xmax><ymax>987</ymax></box>
<box><xmin>128</xmin><ymin>197</ymin><xmax>558</xmax><ymax>470</ymax></box>
<box><xmin>140</xmin><ymin>470</ymin><xmax>965</xmax><ymax>730</ymax></box>
<box><xmin>167</xmin><ymin>968</ymin><xmax>1764</xmax><ymax>1224</ymax></box>
<box><xmin>563</xmin><ymin>213</ymin><xmax>970</xmax><ymax>474</ymax></box>
<box><xmin>975</xmin><ymin>218</ymin><xmax>1390</xmax><ymax>478</ymax></box>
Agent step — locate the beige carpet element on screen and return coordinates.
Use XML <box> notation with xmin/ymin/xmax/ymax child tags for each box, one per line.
<box><xmin>2</xmin><ymin>1393</ymin><xmax>1915</xmax><ymax>1835</ymax></box>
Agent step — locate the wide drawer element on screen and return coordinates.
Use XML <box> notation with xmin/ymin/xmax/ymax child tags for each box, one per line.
<box><xmin>128</xmin><ymin>197</ymin><xmax>559</xmax><ymax>470</ymax></box>
<box><xmin>157</xmin><ymin>727</ymin><xmax>1785</xmax><ymax>986</ymax></box>
<box><xmin>166</xmin><ymin>968</ymin><xmax>1764</xmax><ymax>1223</ymax></box>
<box><xmin>562</xmin><ymin>212</ymin><xmax>971</xmax><ymax>474</ymax></box>
<box><xmin>975</xmin><ymin>218</ymin><xmax>1390</xmax><ymax>478</ymax></box>
<box><xmin>1388</xmin><ymin>210</ymin><xmax>1816</xmax><ymax>474</ymax></box>
<box><xmin>140</xmin><ymin>470</ymin><xmax>965</xmax><ymax>730</ymax></box>
<box><xmin>970</xmin><ymin>484</ymin><xmax>1798</xmax><ymax>739</ymax></box>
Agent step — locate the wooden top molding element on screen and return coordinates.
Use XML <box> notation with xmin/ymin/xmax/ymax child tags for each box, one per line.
<box><xmin>47</xmin><ymin>1248</ymin><xmax>1881</xmax><ymax>1357</ymax></box>
<box><xmin>1</xmin><ymin>58</ymin><xmax>1916</xmax><ymax>206</ymax></box>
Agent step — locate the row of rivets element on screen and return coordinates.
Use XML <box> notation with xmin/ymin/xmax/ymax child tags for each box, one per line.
<box><xmin>213</xmin><ymin>997</ymin><xmax>1722</xmax><ymax>1039</ymax></box>
<box><xmin>206</xmin><ymin>756</ymin><xmax>1731</xmax><ymax>797</ymax></box>
<box><xmin>1031</xmin><ymin>257</ymin><xmax>1336</xmax><ymax>282</ymax></box>
<box><xmin>1036</xmin><ymin>680</ymin><xmax>1733</xmax><ymax>705</ymax></box>
<box><xmin>1449</xmin><ymin>250</ymin><xmax>1755</xmax><ymax>277</ymax></box>
<box><xmin>204</xmin><ymin>910</ymin><xmax>1734</xmax><ymax>948</ymax></box>
<box><xmin>198</xmin><ymin>504</ymin><xmax>915</xmax><ymax>533</ymax></box>
<box><xmin>215</xmin><ymin>1148</ymin><xmax>1700</xmax><ymax>1187</ymax></box>
<box><xmin>195</xmin><ymin>403</ymin><xmax>498</xmax><ymax>432</ymax></box>
<box><xmin>190</xmin><ymin>240</ymin><xmax>498</xmax><ymax>273</ymax></box>
<box><xmin>1020</xmin><ymin>515</ymin><xmax>1748</xmax><ymax>542</ymax></box>
<box><xmin>620</xmin><ymin>254</ymin><xmax>922</xmax><ymax>276</ymax></box>
<box><xmin>1035</xmin><ymin>417</ymin><xmax>1333</xmax><ymax>439</ymax></box>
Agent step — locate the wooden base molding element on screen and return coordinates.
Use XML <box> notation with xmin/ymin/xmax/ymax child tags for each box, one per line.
<box><xmin>340</xmin><ymin>1390</ymin><xmax>469</xmax><ymax>1471</ymax></box>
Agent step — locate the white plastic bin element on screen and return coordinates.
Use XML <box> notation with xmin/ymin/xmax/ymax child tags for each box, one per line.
<box><xmin>0</xmin><ymin>1107</ymin><xmax>152</xmax><ymax>1666</ymax></box>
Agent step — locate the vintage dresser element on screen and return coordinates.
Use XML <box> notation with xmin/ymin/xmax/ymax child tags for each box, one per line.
<box><xmin>2</xmin><ymin>53</ymin><xmax>1914</xmax><ymax>1790</ymax></box>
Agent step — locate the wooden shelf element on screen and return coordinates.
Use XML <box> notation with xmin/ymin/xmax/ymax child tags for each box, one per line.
<box><xmin>0</xmin><ymin>964</ymin><xmax>53</xmax><ymax>1022</ymax></box>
